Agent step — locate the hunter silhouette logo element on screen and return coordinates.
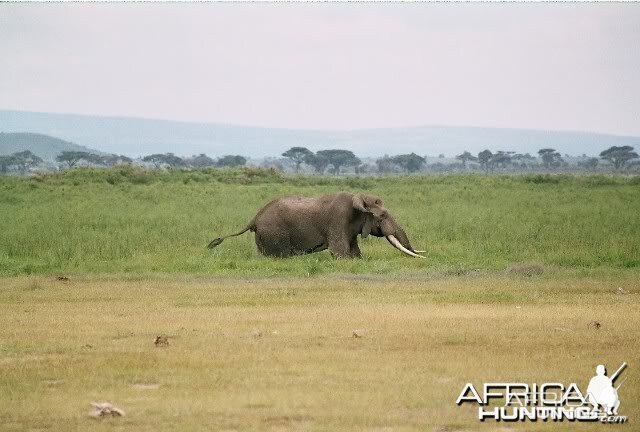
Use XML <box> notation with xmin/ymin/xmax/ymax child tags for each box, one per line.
<box><xmin>456</xmin><ymin>362</ymin><xmax>628</xmax><ymax>423</ymax></box>
<box><xmin>586</xmin><ymin>363</ymin><xmax>626</xmax><ymax>416</ymax></box>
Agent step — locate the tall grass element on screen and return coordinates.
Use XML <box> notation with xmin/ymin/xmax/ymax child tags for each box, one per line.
<box><xmin>1</xmin><ymin>167</ymin><xmax>639</xmax><ymax>275</ymax></box>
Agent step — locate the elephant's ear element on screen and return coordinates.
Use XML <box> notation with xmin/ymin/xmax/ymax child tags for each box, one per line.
<box><xmin>361</xmin><ymin>214</ymin><xmax>374</xmax><ymax>238</ymax></box>
<box><xmin>352</xmin><ymin>194</ymin><xmax>370</xmax><ymax>213</ymax></box>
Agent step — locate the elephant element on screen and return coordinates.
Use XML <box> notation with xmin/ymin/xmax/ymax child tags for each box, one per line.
<box><xmin>207</xmin><ymin>192</ymin><xmax>425</xmax><ymax>259</ymax></box>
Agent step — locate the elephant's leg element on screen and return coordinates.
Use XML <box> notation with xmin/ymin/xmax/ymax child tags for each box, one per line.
<box><xmin>349</xmin><ymin>237</ymin><xmax>362</xmax><ymax>258</ymax></box>
<box><xmin>255</xmin><ymin>227</ymin><xmax>292</xmax><ymax>257</ymax></box>
<box><xmin>328</xmin><ymin>231</ymin><xmax>352</xmax><ymax>258</ymax></box>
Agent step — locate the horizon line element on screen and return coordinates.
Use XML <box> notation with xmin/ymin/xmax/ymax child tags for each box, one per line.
<box><xmin>2</xmin><ymin>108</ymin><xmax>640</xmax><ymax>140</ymax></box>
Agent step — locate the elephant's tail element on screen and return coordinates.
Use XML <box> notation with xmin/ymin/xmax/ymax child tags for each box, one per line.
<box><xmin>207</xmin><ymin>222</ymin><xmax>254</xmax><ymax>249</ymax></box>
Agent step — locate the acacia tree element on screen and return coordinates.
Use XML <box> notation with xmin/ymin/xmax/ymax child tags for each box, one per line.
<box><xmin>538</xmin><ymin>148</ymin><xmax>564</xmax><ymax>170</ymax></box>
<box><xmin>304</xmin><ymin>152</ymin><xmax>330</xmax><ymax>174</ymax></box>
<box><xmin>142</xmin><ymin>153</ymin><xmax>186</xmax><ymax>169</ymax></box>
<box><xmin>56</xmin><ymin>151</ymin><xmax>102</xmax><ymax>168</ymax></box>
<box><xmin>375</xmin><ymin>155</ymin><xmax>398</xmax><ymax>174</ymax></box>
<box><xmin>187</xmin><ymin>153</ymin><xmax>216</xmax><ymax>168</ymax></box>
<box><xmin>392</xmin><ymin>153</ymin><xmax>426</xmax><ymax>173</ymax></box>
<box><xmin>316</xmin><ymin>150</ymin><xmax>360</xmax><ymax>175</ymax></box>
<box><xmin>599</xmin><ymin>146</ymin><xmax>639</xmax><ymax>170</ymax></box>
<box><xmin>492</xmin><ymin>151</ymin><xmax>514</xmax><ymax>170</ymax></box>
<box><xmin>0</xmin><ymin>150</ymin><xmax>43</xmax><ymax>173</ymax></box>
<box><xmin>282</xmin><ymin>147</ymin><xmax>313</xmax><ymax>173</ymax></box>
<box><xmin>14</xmin><ymin>150</ymin><xmax>43</xmax><ymax>172</ymax></box>
<box><xmin>216</xmin><ymin>155</ymin><xmax>247</xmax><ymax>168</ymax></box>
<box><xmin>455</xmin><ymin>151</ymin><xmax>478</xmax><ymax>168</ymax></box>
<box><xmin>477</xmin><ymin>150</ymin><xmax>493</xmax><ymax>173</ymax></box>
<box><xmin>511</xmin><ymin>153</ymin><xmax>537</xmax><ymax>169</ymax></box>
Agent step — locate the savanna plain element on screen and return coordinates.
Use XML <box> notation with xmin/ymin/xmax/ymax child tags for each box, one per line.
<box><xmin>0</xmin><ymin>168</ymin><xmax>639</xmax><ymax>431</ymax></box>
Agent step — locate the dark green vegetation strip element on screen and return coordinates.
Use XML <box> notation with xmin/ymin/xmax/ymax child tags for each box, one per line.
<box><xmin>0</xmin><ymin>167</ymin><xmax>639</xmax><ymax>275</ymax></box>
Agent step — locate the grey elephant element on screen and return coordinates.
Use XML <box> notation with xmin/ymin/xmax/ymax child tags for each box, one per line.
<box><xmin>207</xmin><ymin>192</ymin><xmax>425</xmax><ymax>258</ymax></box>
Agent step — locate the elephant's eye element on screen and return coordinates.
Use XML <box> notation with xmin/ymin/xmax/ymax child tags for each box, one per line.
<box><xmin>375</xmin><ymin>200</ymin><xmax>381</xmax><ymax>205</ymax></box>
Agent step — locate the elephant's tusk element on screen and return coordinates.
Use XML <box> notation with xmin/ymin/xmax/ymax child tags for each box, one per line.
<box><xmin>387</xmin><ymin>235</ymin><xmax>426</xmax><ymax>258</ymax></box>
<box><xmin>413</xmin><ymin>250</ymin><xmax>426</xmax><ymax>253</ymax></box>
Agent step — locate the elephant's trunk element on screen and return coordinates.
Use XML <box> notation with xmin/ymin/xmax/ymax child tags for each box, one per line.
<box><xmin>392</xmin><ymin>226</ymin><xmax>413</xmax><ymax>249</ymax></box>
<box><xmin>380</xmin><ymin>218</ymin><xmax>425</xmax><ymax>258</ymax></box>
<box><xmin>387</xmin><ymin>235</ymin><xmax>426</xmax><ymax>258</ymax></box>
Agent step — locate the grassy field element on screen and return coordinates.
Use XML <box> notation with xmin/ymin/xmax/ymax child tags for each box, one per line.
<box><xmin>1</xmin><ymin>168</ymin><xmax>639</xmax><ymax>430</ymax></box>
<box><xmin>0</xmin><ymin>168</ymin><xmax>639</xmax><ymax>276</ymax></box>
<box><xmin>0</xmin><ymin>273</ymin><xmax>638</xmax><ymax>431</ymax></box>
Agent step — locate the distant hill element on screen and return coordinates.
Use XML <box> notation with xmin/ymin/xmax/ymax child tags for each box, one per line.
<box><xmin>0</xmin><ymin>132</ymin><xmax>102</xmax><ymax>161</ymax></box>
<box><xmin>1</xmin><ymin>110</ymin><xmax>640</xmax><ymax>158</ymax></box>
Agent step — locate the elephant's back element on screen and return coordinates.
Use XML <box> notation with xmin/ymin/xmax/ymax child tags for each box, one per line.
<box><xmin>258</xmin><ymin>196</ymin><xmax>320</xmax><ymax>216</ymax></box>
<box><xmin>278</xmin><ymin>196</ymin><xmax>321</xmax><ymax>210</ymax></box>
<box><xmin>255</xmin><ymin>196</ymin><xmax>326</xmax><ymax>229</ymax></box>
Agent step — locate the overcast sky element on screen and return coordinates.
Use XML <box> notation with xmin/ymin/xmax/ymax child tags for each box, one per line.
<box><xmin>1</xmin><ymin>3</ymin><xmax>639</xmax><ymax>135</ymax></box>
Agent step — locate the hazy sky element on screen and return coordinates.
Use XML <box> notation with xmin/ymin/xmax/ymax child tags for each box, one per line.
<box><xmin>1</xmin><ymin>3</ymin><xmax>639</xmax><ymax>135</ymax></box>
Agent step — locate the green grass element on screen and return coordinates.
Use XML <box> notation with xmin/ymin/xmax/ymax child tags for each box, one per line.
<box><xmin>1</xmin><ymin>168</ymin><xmax>639</xmax><ymax>276</ymax></box>
<box><xmin>0</xmin><ymin>273</ymin><xmax>638</xmax><ymax>431</ymax></box>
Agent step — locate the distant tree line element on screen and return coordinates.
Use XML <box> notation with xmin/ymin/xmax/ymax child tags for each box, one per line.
<box><xmin>55</xmin><ymin>151</ymin><xmax>133</xmax><ymax>168</ymax></box>
<box><xmin>1</xmin><ymin>145</ymin><xmax>638</xmax><ymax>175</ymax></box>
<box><xmin>49</xmin><ymin>151</ymin><xmax>248</xmax><ymax>170</ymax></box>
<box><xmin>52</xmin><ymin>151</ymin><xmax>248</xmax><ymax>170</ymax></box>
<box><xmin>278</xmin><ymin>145</ymin><xmax>639</xmax><ymax>174</ymax></box>
<box><xmin>457</xmin><ymin>146</ymin><xmax>639</xmax><ymax>173</ymax></box>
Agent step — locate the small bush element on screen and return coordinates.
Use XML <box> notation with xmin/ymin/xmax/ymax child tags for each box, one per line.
<box><xmin>522</xmin><ymin>174</ymin><xmax>561</xmax><ymax>185</ymax></box>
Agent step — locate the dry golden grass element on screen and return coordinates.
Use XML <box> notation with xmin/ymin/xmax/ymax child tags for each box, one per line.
<box><xmin>0</xmin><ymin>273</ymin><xmax>638</xmax><ymax>431</ymax></box>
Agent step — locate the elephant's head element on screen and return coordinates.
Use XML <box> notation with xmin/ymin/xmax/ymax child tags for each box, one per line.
<box><xmin>352</xmin><ymin>194</ymin><xmax>425</xmax><ymax>258</ymax></box>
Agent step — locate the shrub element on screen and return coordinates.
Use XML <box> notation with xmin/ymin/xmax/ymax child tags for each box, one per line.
<box><xmin>522</xmin><ymin>174</ymin><xmax>561</xmax><ymax>184</ymax></box>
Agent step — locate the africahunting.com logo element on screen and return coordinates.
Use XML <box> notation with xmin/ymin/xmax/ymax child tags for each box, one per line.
<box><xmin>456</xmin><ymin>362</ymin><xmax>628</xmax><ymax>423</ymax></box>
